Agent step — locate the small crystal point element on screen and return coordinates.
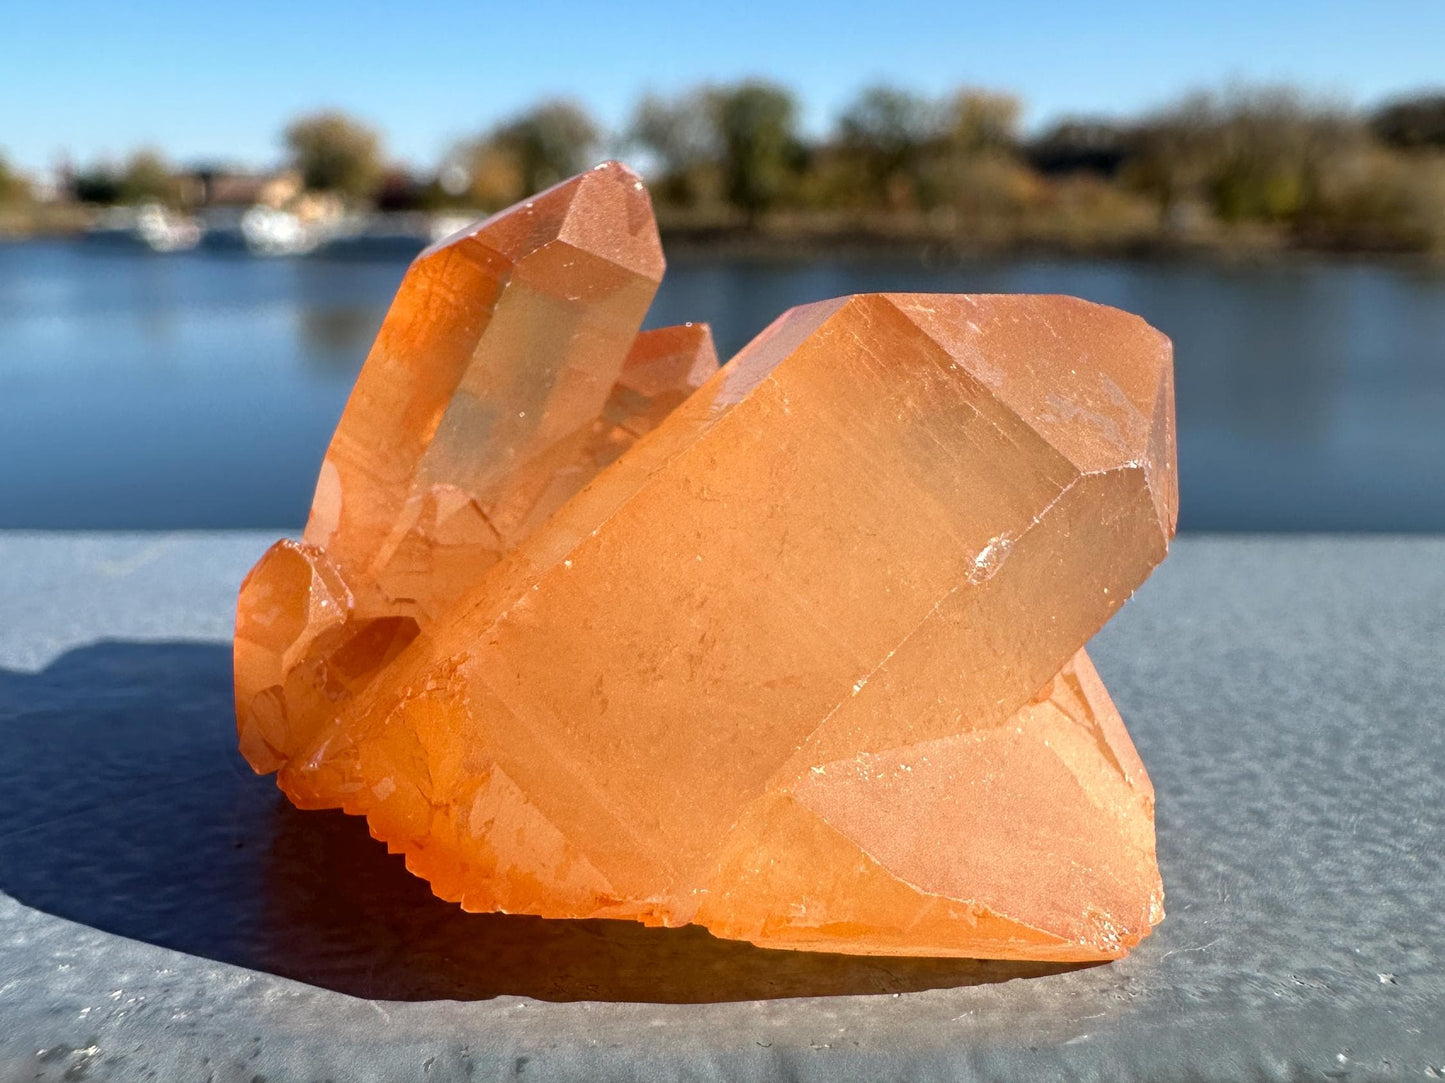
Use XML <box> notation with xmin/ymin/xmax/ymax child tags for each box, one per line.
<box><xmin>235</xmin><ymin>168</ymin><xmax>1174</xmax><ymax>961</ymax></box>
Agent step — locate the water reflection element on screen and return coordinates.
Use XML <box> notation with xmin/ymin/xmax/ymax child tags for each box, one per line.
<box><xmin>289</xmin><ymin>256</ymin><xmax>391</xmax><ymax>371</ymax></box>
<box><xmin>0</xmin><ymin>241</ymin><xmax>1442</xmax><ymax>530</ymax></box>
<box><xmin>296</xmin><ymin>305</ymin><xmax>382</xmax><ymax>367</ymax></box>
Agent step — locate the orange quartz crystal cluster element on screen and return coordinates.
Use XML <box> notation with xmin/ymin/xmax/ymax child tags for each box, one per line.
<box><xmin>235</xmin><ymin>161</ymin><xmax>1178</xmax><ymax>962</ymax></box>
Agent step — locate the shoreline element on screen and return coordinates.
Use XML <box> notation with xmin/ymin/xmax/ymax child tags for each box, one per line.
<box><xmin>5</xmin><ymin>216</ymin><xmax>1443</xmax><ymax>270</ymax></box>
<box><xmin>656</xmin><ymin>220</ymin><xmax>1445</xmax><ymax>268</ymax></box>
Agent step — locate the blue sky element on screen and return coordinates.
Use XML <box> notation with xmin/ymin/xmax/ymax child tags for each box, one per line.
<box><xmin>3</xmin><ymin>0</ymin><xmax>1442</xmax><ymax>171</ymax></box>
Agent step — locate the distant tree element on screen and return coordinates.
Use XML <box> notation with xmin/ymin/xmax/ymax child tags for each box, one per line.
<box><xmin>1124</xmin><ymin>87</ymin><xmax>1358</xmax><ymax>223</ymax></box>
<box><xmin>491</xmin><ymin>100</ymin><xmax>600</xmax><ymax>194</ymax></box>
<box><xmin>909</xmin><ymin>89</ymin><xmax>1027</xmax><ymax>216</ymax></box>
<box><xmin>448</xmin><ymin>101</ymin><xmax>600</xmax><ymax>209</ymax></box>
<box><xmin>283</xmin><ymin>111</ymin><xmax>384</xmax><ymax>200</ymax></box>
<box><xmin>0</xmin><ymin>152</ymin><xmax>29</xmax><ymax>204</ymax></box>
<box><xmin>447</xmin><ymin>141</ymin><xmax>525</xmax><ymax>209</ymax></box>
<box><xmin>945</xmin><ymin>89</ymin><xmax>1021</xmax><ymax>153</ymax></box>
<box><xmin>629</xmin><ymin>91</ymin><xmax>720</xmax><ymax>204</ymax></box>
<box><xmin>837</xmin><ymin>85</ymin><xmax>941</xmax><ymax>206</ymax></box>
<box><xmin>117</xmin><ymin>148</ymin><xmax>174</xmax><ymax>204</ymax></box>
<box><xmin>1294</xmin><ymin>143</ymin><xmax>1445</xmax><ymax>251</ymax></box>
<box><xmin>708</xmin><ymin>81</ymin><xmax>802</xmax><ymax>217</ymax></box>
<box><xmin>1370</xmin><ymin>93</ymin><xmax>1445</xmax><ymax>149</ymax></box>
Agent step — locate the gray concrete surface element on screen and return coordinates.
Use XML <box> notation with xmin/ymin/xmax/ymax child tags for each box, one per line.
<box><xmin>0</xmin><ymin>532</ymin><xmax>1441</xmax><ymax>1081</ymax></box>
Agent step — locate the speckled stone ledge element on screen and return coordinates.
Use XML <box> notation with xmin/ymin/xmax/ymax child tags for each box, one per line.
<box><xmin>0</xmin><ymin>533</ymin><xmax>1442</xmax><ymax>1082</ymax></box>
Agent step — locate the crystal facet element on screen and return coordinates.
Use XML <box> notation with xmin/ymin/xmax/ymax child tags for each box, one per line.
<box><xmin>236</xmin><ymin>163</ymin><xmax>1176</xmax><ymax>961</ymax></box>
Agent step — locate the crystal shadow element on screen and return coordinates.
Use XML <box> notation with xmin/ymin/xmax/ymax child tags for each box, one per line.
<box><xmin>0</xmin><ymin>641</ymin><xmax>1088</xmax><ymax>1003</ymax></box>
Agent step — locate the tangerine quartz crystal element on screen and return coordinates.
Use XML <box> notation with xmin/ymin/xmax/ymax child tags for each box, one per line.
<box><xmin>235</xmin><ymin>162</ymin><xmax>1178</xmax><ymax>962</ymax></box>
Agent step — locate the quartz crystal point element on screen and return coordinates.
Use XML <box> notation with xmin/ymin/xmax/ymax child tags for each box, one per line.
<box><xmin>235</xmin><ymin>165</ymin><xmax>1177</xmax><ymax>962</ymax></box>
<box><xmin>235</xmin><ymin>164</ymin><xmax>715</xmax><ymax>772</ymax></box>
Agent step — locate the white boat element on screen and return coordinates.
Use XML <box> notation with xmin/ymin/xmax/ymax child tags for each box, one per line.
<box><xmin>240</xmin><ymin>205</ymin><xmax>321</xmax><ymax>257</ymax></box>
<box><xmin>134</xmin><ymin>203</ymin><xmax>203</xmax><ymax>253</ymax></box>
<box><xmin>428</xmin><ymin>212</ymin><xmax>479</xmax><ymax>245</ymax></box>
<box><xmin>87</xmin><ymin>203</ymin><xmax>203</xmax><ymax>253</ymax></box>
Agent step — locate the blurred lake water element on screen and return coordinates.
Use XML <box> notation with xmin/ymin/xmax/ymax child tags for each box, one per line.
<box><xmin>2</xmin><ymin>240</ymin><xmax>1442</xmax><ymax>530</ymax></box>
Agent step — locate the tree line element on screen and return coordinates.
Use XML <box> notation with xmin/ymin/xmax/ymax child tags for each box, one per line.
<box><xmin>4</xmin><ymin>82</ymin><xmax>1445</xmax><ymax>252</ymax></box>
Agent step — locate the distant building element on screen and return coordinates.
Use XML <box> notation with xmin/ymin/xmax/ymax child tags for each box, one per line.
<box><xmin>187</xmin><ymin>168</ymin><xmax>302</xmax><ymax>208</ymax></box>
<box><xmin>375</xmin><ymin>168</ymin><xmax>428</xmax><ymax>212</ymax></box>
